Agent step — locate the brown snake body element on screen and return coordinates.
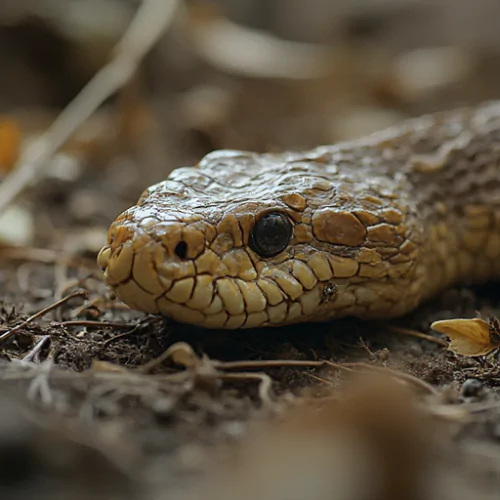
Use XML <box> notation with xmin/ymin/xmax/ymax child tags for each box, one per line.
<box><xmin>98</xmin><ymin>102</ymin><xmax>500</xmax><ymax>328</ymax></box>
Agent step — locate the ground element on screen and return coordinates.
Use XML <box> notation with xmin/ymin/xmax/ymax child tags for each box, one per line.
<box><xmin>1</xmin><ymin>3</ymin><xmax>500</xmax><ymax>499</ymax></box>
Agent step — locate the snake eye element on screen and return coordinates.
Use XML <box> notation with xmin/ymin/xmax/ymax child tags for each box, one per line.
<box><xmin>249</xmin><ymin>212</ymin><xmax>292</xmax><ymax>257</ymax></box>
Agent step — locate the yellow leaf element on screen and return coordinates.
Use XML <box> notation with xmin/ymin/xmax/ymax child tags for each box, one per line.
<box><xmin>431</xmin><ymin>318</ymin><xmax>500</xmax><ymax>357</ymax></box>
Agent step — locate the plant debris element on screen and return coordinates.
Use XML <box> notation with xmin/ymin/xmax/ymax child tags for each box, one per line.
<box><xmin>1</xmin><ymin>1</ymin><xmax>500</xmax><ymax>498</ymax></box>
<box><xmin>431</xmin><ymin>317</ymin><xmax>500</xmax><ymax>358</ymax></box>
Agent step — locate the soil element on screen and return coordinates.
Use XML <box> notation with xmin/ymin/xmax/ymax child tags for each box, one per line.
<box><xmin>2</xmin><ymin>6</ymin><xmax>500</xmax><ymax>499</ymax></box>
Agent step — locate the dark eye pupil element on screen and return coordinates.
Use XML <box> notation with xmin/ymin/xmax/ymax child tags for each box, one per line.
<box><xmin>249</xmin><ymin>212</ymin><xmax>292</xmax><ymax>257</ymax></box>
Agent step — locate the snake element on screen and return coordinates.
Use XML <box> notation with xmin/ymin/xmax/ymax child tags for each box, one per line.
<box><xmin>97</xmin><ymin>101</ymin><xmax>500</xmax><ymax>329</ymax></box>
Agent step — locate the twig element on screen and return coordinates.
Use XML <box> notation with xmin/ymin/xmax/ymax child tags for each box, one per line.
<box><xmin>0</xmin><ymin>0</ymin><xmax>180</xmax><ymax>214</ymax></box>
<box><xmin>387</xmin><ymin>325</ymin><xmax>448</xmax><ymax>347</ymax></box>
<box><xmin>136</xmin><ymin>340</ymin><xmax>196</xmax><ymax>373</ymax></box>
<box><xmin>358</xmin><ymin>337</ymin><xmax>375</xmax><ymax>358</ymax></box>
<box><xmin>216</xmin><ymin>358</ymin><xmax>437</xmax><ymax>395</ymax></box>
<box><xmin>191</xmin><ymin>10</ymin><xmax>335</xmax><ymax>79</ymax></box>
<box><xmin>138</xmin><ymin>349</ymin><xmax>328</xmax><ymax>374</ymax></box>
<box><xmin>72</xmin><ymin>298</ymin><xmax>132</xmax><ymax>317</ymax></box>
<box><xmin>343</xmin><ymin>361</ymin><xmax>439</xmax><ymax>396</ymax></box>
<box><xmin>302</xmin><ymin>371</ymin><xmax>334</xmax><ymax>385</ymax></box>
<box><xmin>102</xmin><ymin>317</ymin><xmax>161</xmax><ymax>346</ymax></box>
<box><xmin>0</xmin><ymin>290</ymin><xmax>87</xmax><ymax>343</ymax></box>
<box><xmin>218</xmin><ymin>372</ymin><xmax>273</xmax><ymax>406</ymax></box>
<box><xmin>59</xmin><ymin>320</ymin><xmax>133</xmax><ymax>329</ymax></box>
<box><xmin>22</xmin><ymin>335</ymin><xmax>51</xmax><ymax>363</ymax></box>
<box><xmin>138</xmin><ymin>344</ymin><xmax>438</xmax><ymax>396</ymax></box>
<box><xmin>0</xmin><ymin>247</ymin><xmax>96</xmax><ymax>267</ymax></box>
<box><xmin>212</xmin><ymin>359</ymin><xmax>327</xmax><ymax>371</ymax></box>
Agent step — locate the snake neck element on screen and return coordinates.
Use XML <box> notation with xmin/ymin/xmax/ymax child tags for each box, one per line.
<box><xmin>317</xmin><ymin>102</ymin><xmax>500</xmax><ymax>303</ymax></box>
<box><xmin>384</xmin><ymin>105</ymin><xmax>500</xmax><ymax>296</ymax></box>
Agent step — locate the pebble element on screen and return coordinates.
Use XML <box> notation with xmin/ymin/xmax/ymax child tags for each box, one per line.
<box><xmin>460</xmin><ymin>378</ymin><xmax>484</xmax><ymax>398</ymax></box>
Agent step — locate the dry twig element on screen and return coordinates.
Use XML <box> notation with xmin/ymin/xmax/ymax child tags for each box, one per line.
<box><xmin>0</xmin><ymin>247</ymin><xmax>96</xmax><ymax>267</ymax></box>
<box><xmin>101</xmin><ymin>316</ymin><xmax>161</xmax><ymax>346</ymax></box>
<box><xmin>218</xmin><ymin>372</ymin><xmax>273</xmax><ymax>406</ymax></box>
<box><xmin>138</xmin><ymin>343</ymin><xmax>438</xmax><ymax>401</ymax></box>
<box><xmin>21</xmin><ymin>335</ymin><xmax>51</xmax><ymax>363</ymax></box>
<box><xmin>59</xmin><ymin>320</ymin><xmax>133</xmax><ymax>329</ymax></box>
<box><xmin>0</xmin><ymin>290</ymin><xmax>87</xmax><ymax>343</ymax></box>
<box><xmin>0</xmin><ymin>0</ymin><xmax>180</xmax><ymax>214</ymax></box>
<box><xmin>342</xmin><ymin>362</ymin><xmax>438</xmax><ymax>396</ymax></box>
<box><xmin>387</xmin><ymin>325</ymin><xmax>449</xmax><ymax>347</ymax></box>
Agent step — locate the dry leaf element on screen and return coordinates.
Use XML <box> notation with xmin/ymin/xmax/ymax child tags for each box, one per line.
<box><xmin>431</xmin><ymin>318</ymin><xmax>500</xmax><ymax>357</ymax></box>
<box><xmin>0</xmin><ymin>118</ymin><xmax>21</xmax><ymax>172</ymax></box>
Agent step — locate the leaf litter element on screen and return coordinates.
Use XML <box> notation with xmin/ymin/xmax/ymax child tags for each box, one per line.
<box><xmin>1</xmin><ymin>1</ymin><xmax>500</xmax><ymax>499</ymax></box>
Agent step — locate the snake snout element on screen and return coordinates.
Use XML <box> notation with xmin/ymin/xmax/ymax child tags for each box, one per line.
<box><xmin>98</xmin><ymin>213</ymin><xmax>225</xmax><ymax>322</ymax></box>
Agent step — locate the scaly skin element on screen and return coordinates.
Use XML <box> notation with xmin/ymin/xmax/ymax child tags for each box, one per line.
<box><xmin>97</xmin><ymin>101</ymin><xmax>500</xmax><ymax>328</ymax></box>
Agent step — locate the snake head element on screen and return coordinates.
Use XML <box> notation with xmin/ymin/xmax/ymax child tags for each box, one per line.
<box><xmin>98</xmin><ymin>150</ymin><xmax>424</xmax><ymax>328</ymax></box>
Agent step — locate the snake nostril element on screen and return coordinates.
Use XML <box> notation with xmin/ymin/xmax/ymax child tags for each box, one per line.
<box><xmin>174</xmin><ymin>241</ymin><xmax>188</xmax><ymax>259</ymax></box>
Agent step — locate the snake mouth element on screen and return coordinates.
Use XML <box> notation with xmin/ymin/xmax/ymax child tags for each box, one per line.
<box><xmin>97</xmin><ymin>223</ymin><xmax>340</xmax><ymax>329</ymax></box>
<box><xmin>97</xmin><ymin>241</ymin><xmax>313</xmax><ymax>329</ymax></box>
<box><xmin>97</xmin><ymin>210</ymin><xmax>307</xmax><ymax>328</ymax></box>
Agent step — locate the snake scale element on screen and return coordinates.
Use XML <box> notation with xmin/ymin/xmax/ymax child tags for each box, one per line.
<box><xmin>97</xmin><ymin>101</ymin><xmax>500</xmax><ymax>329</ymax></box>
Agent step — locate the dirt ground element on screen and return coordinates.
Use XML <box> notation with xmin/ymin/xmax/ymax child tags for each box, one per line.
<box><xmin>2</xmin><ymin>2</ymin><xmax>500</xmax><ymax>499</ymax></box>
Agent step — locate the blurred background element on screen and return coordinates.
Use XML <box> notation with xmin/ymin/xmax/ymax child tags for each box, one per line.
<box><xmin>1</xmin><ymin>0</ymin><xmax>500</xmax><ymax>252</ymax></box>
<box><xmin>1</xmin><ymin>4</ymin><xmax>500</xmax><ymax>499</ymax></box>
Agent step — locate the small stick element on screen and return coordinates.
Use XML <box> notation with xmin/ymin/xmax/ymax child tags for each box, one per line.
<box><xmin>387</xmin><ymin>325</ymin><xmax>448</xmax><ymax>347</ymax></box>
<box><xmin>0</xmin><ymin>0</ymin><xmax>180</xmax><ymax>214</ymax></box>
<box><xmin>102</xmin><ymin>317</ymin><xmax>160</xmax><ymax>347</ymax></box>
<box><xmin>343</xmin><ymin>361</ymin><xmax>439</xmax><ymax>396</ymax></box>
<box><xmin>22</xmin><ymin>335</ymin><xmax>51</xmax><ymax>363</ymax></box>
<box><xmin>212</xmin><ymin>359</ymin><xmax>327</xmax><ymax>371</ymax></box>
<box><xmin>139</xmin><ymin>347</ymin><xmax>438</xmax><ymax>396</ymax></box>
<box><xmin>216</xmin><ymin>358</ymin><xmax>437</xmax><ymax>395</ymax></box>
<box><xmin>0</xmin><ymin>247</ymin><xmax>95</xmax><ymax>267</ymax></box>
<box><xmin>0</xmin><ymin>290</ymin><xmax>87</xmax><ymax>343</ymax></box>
<box><xmin>302</xmin><ymin>371</ymin><xmax>334</xmax><ymax>385</ymax></box>
<box><xmin>218</xmin><ymin>372</ymin><xmax>273</xmax><ymax>406</ymax></box>
<box><xmin>59</xmin><ymin>320</ymin><xmax>132</xmax><ymax>329</ymax></box>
